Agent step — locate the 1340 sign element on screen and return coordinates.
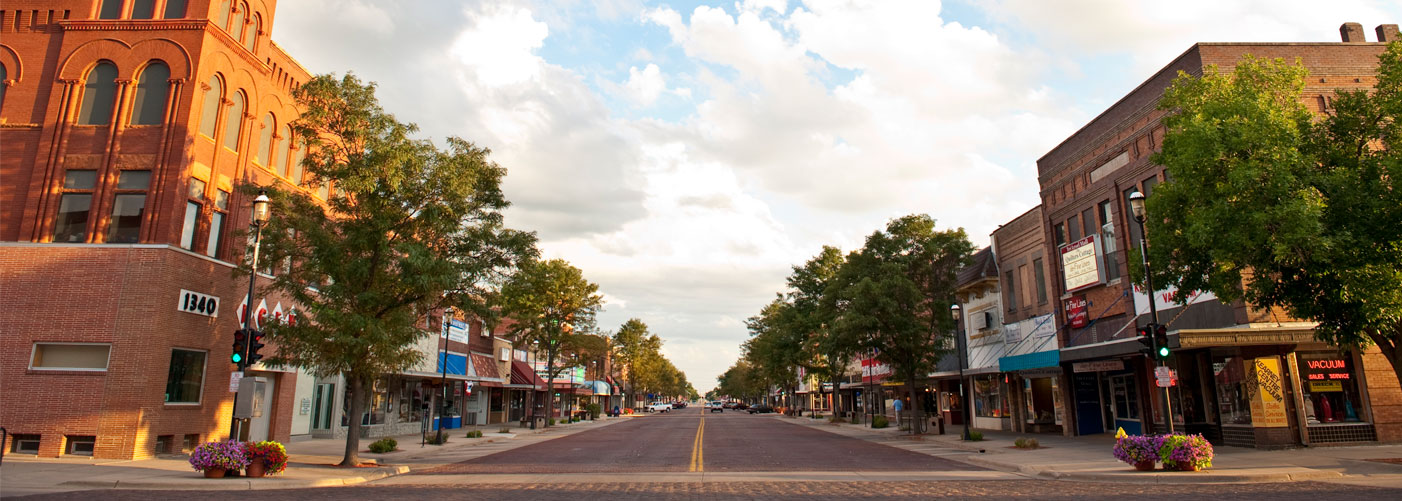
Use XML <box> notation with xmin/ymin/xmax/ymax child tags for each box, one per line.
<box><xmin>177</xmin><ymin>289</ymin><xmax>220</xmax><ymax>317</ymax></box>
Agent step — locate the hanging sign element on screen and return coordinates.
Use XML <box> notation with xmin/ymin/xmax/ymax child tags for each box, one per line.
<box><xmin>1064</xmin><ymin>295</ymin><xmax>1088</xmax><ymax>329</ymax></box>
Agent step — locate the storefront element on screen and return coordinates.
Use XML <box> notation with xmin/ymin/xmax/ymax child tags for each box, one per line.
<box><xmin>970</xmin><ymin>372</ymin><xmax>1011</xmax><ymax>430</ymax></box>
<box><xmin>1061</xmin><ymin>337</ymin><xmax>1153</xmax><ymax>437</ymax></box>
<box><xmin>999</xmin><ymin>314</ymin><xmax>1066</xmax><ymax>434</ymax></box>
<box><xmin>1171</xmin><ymin>327</ymin><xmax>1380</xmax><ymax>448</ymax></box>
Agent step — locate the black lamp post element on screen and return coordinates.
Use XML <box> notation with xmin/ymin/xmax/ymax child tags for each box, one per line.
<box><xmin>1128</xmin><ymin>190</ymin><xmax>1174</xmax><ymax>435</ymax></box>
<box><xmin>951</xmin><ymin>304</ymin><xmax>971</xmax><ymax>441</ymax></box>
<box><xmin>230</xmin><ymin>190</ymin><xmax>270</xmax><ymax>442</ymax></box>
<box><xmin>436</xmin><ymin>306</ymin><xmax>453</xmax><ymax>445</ymax></box>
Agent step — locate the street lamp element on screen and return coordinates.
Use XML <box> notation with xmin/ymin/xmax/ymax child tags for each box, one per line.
<box><xmin>436</xmin><ymin>307</ymin><xmax>454</xmax><ymax>445</ymax></box>
<box><xmin>230</xmin><ymin>190</ymin><xmax>271</xmax><ymax>442</ymax></box>
<box><xmin>1128</xmin><ymin>190</ymin><xmax>1174</xmax><ymax>435</ymax></box>
<box><xmin>951</xmin><ymin>304</ymin><xmax>971</xmax><ymax>441</ymax></box>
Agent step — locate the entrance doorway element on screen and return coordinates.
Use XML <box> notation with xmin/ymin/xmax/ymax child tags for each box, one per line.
<box><xmin>310</xmin><ymin>383</ymin><xmax>335</xmax><ymax>431</ymax></box>
<box><xmin>1105</xmin><ymin>373</ymin><xmax>1142</xmax><ymax>435</ymax></box>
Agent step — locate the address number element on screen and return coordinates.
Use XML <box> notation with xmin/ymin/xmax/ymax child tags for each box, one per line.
<box><xmin>177</xmin><ymin>289</ymin><xmax>219</xmax><ymax>317</ymax></box>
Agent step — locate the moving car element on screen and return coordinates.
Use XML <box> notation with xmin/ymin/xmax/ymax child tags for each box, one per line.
<box><xmin>646</xmin><ymin>402</ymin><xmax>673</xmax><ymax>413</ymax></box>
<box><xmin>707</xmin><ymin>401</ymin><xmax>724</xmax><ymax>412</ymax></box>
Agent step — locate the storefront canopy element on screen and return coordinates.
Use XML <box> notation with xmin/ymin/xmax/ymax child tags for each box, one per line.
<box><xmin>510</xmin><ymin>361</ymin><xmax>548</xmax><ymax>391</ymax></box>
<box><xmin>587</xmin><ymin>380</ymin><xmax>611</xmax><ymax>395</ymax></box>
<box><xmin>999</xmin><ymin>350</ymin><xmax>1060</xmax><ymax>372</ymax></box>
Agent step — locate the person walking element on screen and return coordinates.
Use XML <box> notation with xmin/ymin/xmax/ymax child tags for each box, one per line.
<box><xmin>893</xmin><ymin>397</ymin><xmax>904</xmax><ymax>428</ymax></box>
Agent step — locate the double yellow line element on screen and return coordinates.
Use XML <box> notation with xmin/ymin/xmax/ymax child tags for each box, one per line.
<box><xmin>688</xmin><ymin>416</ymin><xmax>705</xmax><ymax>472</ymax></box>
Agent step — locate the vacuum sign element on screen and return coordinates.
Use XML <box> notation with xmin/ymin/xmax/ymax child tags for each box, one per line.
<box><xmin>1060</xmin><ymin>235</ymin><xmax>1104</xmax><ymax>293</ymax></box>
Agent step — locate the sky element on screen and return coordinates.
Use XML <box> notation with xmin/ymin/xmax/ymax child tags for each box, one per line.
<box><xmin>271</xmin><ymin>0</ymin><xmax>1402</xmax><ymax>393</ymax></box>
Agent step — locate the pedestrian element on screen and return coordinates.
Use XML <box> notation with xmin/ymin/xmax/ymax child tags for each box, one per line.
<box><xmin>613</xmin><ymin>405</ymin><xmax>620</xmax><ymax>417</ymax></box>
<box><xmin>893</xmin><ymin>397</ymin><xmax>903</xmax><ymax>425</ymax></box>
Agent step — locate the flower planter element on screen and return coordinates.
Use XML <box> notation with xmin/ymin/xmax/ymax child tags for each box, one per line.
<box><xmin>203</xmin><ymin>468</ymin><xmax>227</xmax><ymax>478</ymax></box>
<box><xmin>246</xmin><ymin>461</ymin><xmax>266</xmax><ymax>478</ymax></box>
<box><xmin>1134</xmin><ymin>460</ymin><xmax>1156</xmax><ymax>471</ymax></box>
<box><xmin>1176</xmin><ymin>462</ymin><xmax>1202</xmax><ymax>472</ymax></box>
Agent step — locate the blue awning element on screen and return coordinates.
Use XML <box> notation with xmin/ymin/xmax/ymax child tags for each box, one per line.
<box><xmin>999</xmin><ymin>350</ymin><xmax>1060</xmax><ymax>372</ymax></box>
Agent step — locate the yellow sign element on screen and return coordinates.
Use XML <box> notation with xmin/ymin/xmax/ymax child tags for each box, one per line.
<box><xmin>1248</xmin><ymin>357</ymin><xmax>1289</xmax><ymax>428</ymax></box>
<box><xmin>1309</xmin><ymin>380</ymin><xmax>1343</xmax><ymax>392</ymax></box>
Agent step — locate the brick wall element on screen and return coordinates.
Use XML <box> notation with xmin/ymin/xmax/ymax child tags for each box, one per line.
<box><xmin>0</xmin><ymin>244</ymin><xmax>296</xmax><ymax>458</ymax></box>
<box><xmin>1362</xmin><ymin>350</ymin><xmax>1402</xmax><ymax>442</ymax></box>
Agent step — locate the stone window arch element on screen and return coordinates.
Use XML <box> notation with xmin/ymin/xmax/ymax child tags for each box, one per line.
<box><xmin>244</xmin><ymin>13</ymin><xmax>262</xmax><ymax>53</ymax></box>
<box><xmin>256</xmin><ymin>112</ymin><xmax>274</xmax><ymax>165</ymax></box>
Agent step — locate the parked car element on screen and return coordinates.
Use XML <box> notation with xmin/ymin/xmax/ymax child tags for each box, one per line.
<box><xmin>673</xmin><ymin>402</ymin><xmax>688</xmax><ymax>409</ymax></box>
<box><xmin>732</xmin><ymin>402</ymin><xmax>749</xmax><ymax>410</ymax></box>
<box><xmin>707</xmin><ymin>401</ymin><xmax>724</xmax><ymax>412</ymax></box>
<box><xmin>747</xmin><ymin>404</ymin><xmax>774</xmax><ymax>414</ymax></box>
<box><xmin>722</xmin><ymin>402</ymin><xmax>737</xmax><ymax>409</ymax></box>
<box><xmin>646</xmin><ymin>402</ymin><xmax>672</xmax><ymax>413</ymax></box>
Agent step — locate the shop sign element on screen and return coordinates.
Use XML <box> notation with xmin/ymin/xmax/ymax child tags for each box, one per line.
<box><xmin>1309</xmin><ymin>380</ymin><xmax>1343</xmax><ymax>392</ymax></box>
<box><xmin>1133</xmin><ymin>283</ymin><xmax>1217</xmax><ymax>319</ymax></box>
<box><xmin>1061</xmin><ymin>235</ymin><xmax>1104</xmax><ymax>293</ymax></box>
<box><xmin>1005</xmin><ymin>313</ymin><xmax>1057</xmax><ymax>345</ymax></box>
<box><xmin>444</xmin><ymin>318</ymin><xmax>469</xmax><ymax>344</ymax></box>
<box><xmin>1248</xmin><ymin>357</ymin><xmax>1289</xmax><ymax>428</ymax></box>
<box><xmin>1072</xmin><ymin>360</ymin><xmax>1123</xmax><ymax>373</ymax></box>
<box><xmin>1064</xmin><ymin>295</ymin><xmax>1088</xmax><ymax>329</ymax></box>
<box><xmin>862</xmin><ymin>357</ymin><xmax>892</xmax><ymax>383</ymax></box>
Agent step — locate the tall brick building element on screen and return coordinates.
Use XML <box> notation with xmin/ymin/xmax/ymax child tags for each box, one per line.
<box><xmin>1039</xmin><ymin>23</ymin><xmax>1402</xmax><ymax>447</ymax></box>
<box><xmin>0</xmin><ymin>0</ymin><xmax>316</xmax><ymax>459</ymax></box>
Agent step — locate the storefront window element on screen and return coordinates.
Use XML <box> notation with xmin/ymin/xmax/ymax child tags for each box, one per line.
<box><xmin>1298</xmin><ymin>351</ymin><xmax>1366</xmax><ymax>424</ymax></box>
<box><xmin>398</xmin><ymin>381</ymin><xmax>422</xmax><ymax>422</ymax></box>
<box><xmin>973</xmin><ymin>375</ymin><xmax>1006</xmax><ymax>418</ymax></box>
<box><xmin>1023</xmin><ymin>376</ymin><xmax>1062</xmax><ymax>425</ymax></box>
<box><xmin>1213</xmin><ymin>356</ymin><xmax>1252</xmax><ymax>425</ymax></box>
<box><xmin>342</xmin><ymin>378</ymin><xmax>390</xmax><ymax>426</ymax></box>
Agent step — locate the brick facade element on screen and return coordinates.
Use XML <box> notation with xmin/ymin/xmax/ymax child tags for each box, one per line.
<box><xmin>0</xmin><ymin>0</ymin><xmax>315</xmax><ymax>459</ymax></box>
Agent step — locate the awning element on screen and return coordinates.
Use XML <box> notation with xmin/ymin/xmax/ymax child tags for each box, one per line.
<box><xmin>586</xmin><ymin>380</ymin><xmax>612</xmax><ymax>395</ymax></box>
<box><xmin>999</xmin><ymin>350</ymin><xmax>1060</xmax><ymax>372</ymax></box>
<box><xmin>510</xmin><ymin>361</ymin><xmax>548</xmax><ymax>391</ymax></box>
<box><xmin>471</xmin><ymin>353</ymin><xmax>501</xmax><ymax>379</ymax></box>
<box><xmin>1059</xmin><ymin>337</ymin><xmax>1144</xmax><ymax>362</ymax></box>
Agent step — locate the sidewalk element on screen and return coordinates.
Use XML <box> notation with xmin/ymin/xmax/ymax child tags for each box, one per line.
<box><xmin>0</xmin><ymin>416</ymin><xmax>622</xmax><ymax>497</ymax></box>
<box><xmin>779</xmin><ymin>414</ymin><xmax>1402</xmax><ymax>487</ymax></box>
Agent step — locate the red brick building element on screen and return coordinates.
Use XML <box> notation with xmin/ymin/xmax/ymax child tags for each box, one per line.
<box><xmin>1039</xmin><ymin>23</ymin><xmax>1402</xmax><ymax>447</ymax></box>
<box><xmin>1</xmin><ymin>0</ymin><xmax>316</xmax><ymax>459</ymax></box>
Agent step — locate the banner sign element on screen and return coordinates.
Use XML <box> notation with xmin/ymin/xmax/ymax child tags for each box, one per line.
<box><xmin>1248</xmin><ymin>357</ymin><xmax>1289</xmax><ymax>428</ymax></box>
<box><xmin>1132</xmin><ymin>283</ymin><xmax>1217</xmax><ymax>318</ymax></box>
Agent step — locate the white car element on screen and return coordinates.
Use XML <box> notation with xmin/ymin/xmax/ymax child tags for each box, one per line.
<box><xmin>646</xmin><ymin>402</ymin><xmax>673</xmax><ymax>413</ymax></box>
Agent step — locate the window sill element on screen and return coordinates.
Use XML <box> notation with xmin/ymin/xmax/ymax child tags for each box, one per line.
<box><xmin>26</xmin><ymin>369</ymin><xmax>108</xmax><ymax>376</ymax></box>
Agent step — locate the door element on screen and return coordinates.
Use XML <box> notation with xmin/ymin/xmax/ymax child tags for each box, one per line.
<box><xmin>248</xmin><ymin>376</ymin><xmax>277</xmax><ymax>441</ymax></box>
<box><xmin>311</xmin><ymin>383</ymin><xmax>335</xmax><ymax>430</ymax></box>
<box><xmin>1108</xmin><ymin>373</ymin><xmax>1142</xmax><ymax>435</ymax></box>
<box><xmin>1073</xmin><ymin>372</ymin><xmax>1103</xmax><ymax>435</ymax></box>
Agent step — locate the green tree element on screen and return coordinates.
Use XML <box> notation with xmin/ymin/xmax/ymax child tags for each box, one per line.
<box><xmin>745</xmin><ymin>298</ymin><xmax>803</xmax><ymax>409</ymax></box>
<box><xmin>831</xmin><ymin>215</ymin><xmax>972</xmax><ymax>433</ymax></box>
<box><xmin>1149</xmin><ymin>46</ymin><xmax>1402</xmax><ymax>386</ymax></box>
<box><xmin>792</xmin><ymin>246</ymin><xmax>855</xmax><ymax>417</ymax></box>
<box><xmin>500</xmin><ymin>258</ymin><xmax>604</xmax><ymax>426</ymax></box>
<box><xmin>252</xmin><ymin>73</ymin><xmax>535</xmax><ymax>466</ymax></box>
<box><xmin>612</xmin><ymin>318</ymin><xmax>660</xmax><ymax>407</ymax></box>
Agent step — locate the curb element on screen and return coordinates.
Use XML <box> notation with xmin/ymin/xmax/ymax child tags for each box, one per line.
<box><xmin>57</xmin><ymin>465</ymin><xmax>411</xmax><ymax>490</ymax></box>
<box><xmin>953</xmin><ymin>454</ymin><xmax>1344</xmax><ymax>484</ymax></box>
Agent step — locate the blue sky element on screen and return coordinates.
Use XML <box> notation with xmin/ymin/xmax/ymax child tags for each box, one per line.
<box><xmin>273</xmin><ymin>0</ymin><xmax>1402</xmax><ymax>392</ymax></box>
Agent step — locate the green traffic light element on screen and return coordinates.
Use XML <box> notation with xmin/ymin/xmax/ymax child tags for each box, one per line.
<box><xmin>1158</xmin><ymin>346</ymin><xmax>1170</xmax><ymax>358</ymax></box>
<box><xmin>232</xmin><ymin>353</ymin><xmax>243</xmax><ymax>363</ymax></box>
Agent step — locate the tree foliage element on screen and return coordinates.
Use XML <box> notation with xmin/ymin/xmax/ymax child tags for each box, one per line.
<box><xmin>252</xmin><ymin>73</ymin><xmax>535</xmax><ymax>466</ymax></box>
<box><xmin>1150</xmin><ymin>45</ymin><xmax>1402</xmax><ymax>385</ymax></box>
<box><xmin>500</xmin><ymin>258</ymin><xmax>603</xmax><ymax>425</ymax></box>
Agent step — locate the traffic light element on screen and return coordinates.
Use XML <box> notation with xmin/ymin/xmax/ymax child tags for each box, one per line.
<box><xmin>1136</xmin><ymin>324</ymin><xmax>1155</xmax><ymax>356</ymax></box>
<box><xmin>246</xmin><ymin>330</ymin><xmax>267</xmax><ymax>366</ymax></box>
<box><xmin>1153</xmin><ymin>324</ymin><xmax>1170</xmax><ymax>360</ymax></box>
<box><xmin>231</xmin><ymin>329</ymin><xmax>248</xmax><ymax>367</ymax></box>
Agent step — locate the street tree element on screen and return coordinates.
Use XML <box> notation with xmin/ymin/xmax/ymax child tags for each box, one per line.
<box><xmin>252</xmin><ymin>73</ymin><xmax>536</xmax><ymax>466</ymax></box>
<box><xmin>790</xmin><ymin>246</ymin><xmax>855</xmax><ymax>417</ymax></box>
<box><xmin>613</xmin><ymin>318</ymin><xmax>661</xmax><ymax>407</ymax></box>
<box><xmin>830</xmin><ymin>215</ymin><xmax>972</xmax><ymax>434</ymax></box>
<box><xmin>500</xmin><ymin>258</ymin><xmax>604</xmax><ymax>426</ymax></box>
<box><xmin>1149</xmin><ymin>45</ymin><xmax>1402</xmax><ymax>387</ymax></box>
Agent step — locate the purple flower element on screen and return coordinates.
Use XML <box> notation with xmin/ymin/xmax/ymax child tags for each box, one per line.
<box><xmin>189</xmin><ymin>440</ymin><xmax>250</xmax><ymax>471</ymax></box>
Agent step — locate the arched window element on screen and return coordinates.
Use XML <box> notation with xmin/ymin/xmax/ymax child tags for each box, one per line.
<box><xmin>238</xmin><ymin>2</ymin><xmax>251</xmax><ymax>44</ymax></box>
<box><xmin>222</xmin><ymin>90</ymin><xmax>245</xmax><ymax>151</ymax></box>
<box><xmin>0</xmin><ymin>64</ymin><xmax>8</xmax><ymax>113</ymax></box>
<box><xmin>244</xmin><ymin>13</ymin><xmax>261</xmax><ymax>52</ymax></box>
<box><xmin>99</xmin><ymin>0</ymin><xmax>123</xmax><ymax>19</ymax></box>
<box><xmin>130</xmin><ymin>62</ymin><xmax>170</xmax><ymax>125</ymax></box>
<box><xmin>277</xmin><ymin>124</ymin><xmax>294</xmax><ymax>180</ymax></box>
<box><xmin>289</xmin><ymin>137</ymin><xmax>305</xmax><ymax>185</ymax></box>
<box><xmin>216</xmin><ymin>0</ymin><xmax>231</xmax><ymax>31</ymax></box>
<box><xmin>256</xmin><ymin>113</ymin><xmax>274</xmax><ymax>165</ymax></box>
<box><xmin>198</xmin><ymin>74</ymin><xmax>223</xmax><ymax>138</ymax></box>
<box><xmin>131</xmin><ymin>0</ymin><xmax>156</xmax><ymax>19</ymax></box>
<box><xmin>77</xmin><ymin>62</ymin><xmax>118</xmax><ymax>125</ymax></box>
<box><xmin>163</xmin><ymin>0</ymin><xmax>188</xmax><ymax>18</ymax></box>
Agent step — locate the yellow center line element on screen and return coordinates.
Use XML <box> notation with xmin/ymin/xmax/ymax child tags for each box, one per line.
<box><xmin>689</xmin><ymin>416</ymin><xmax>705</xmax><ymax>472</ymax></box>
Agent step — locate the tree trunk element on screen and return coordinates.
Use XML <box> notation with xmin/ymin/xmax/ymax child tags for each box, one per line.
<box><xmin>340</xmin><ymin>375</ymin><xmax>365</xmax><ymax>467</ymax></box>
<box><xmin>907</xmin><ymin>373</ymin><xmax>923</xmax><ymax>435</ymax></box>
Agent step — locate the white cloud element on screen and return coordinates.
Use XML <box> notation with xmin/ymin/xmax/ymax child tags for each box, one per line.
<box><xmin>625</xmin><ymin>64</ymin><xmax>667</xmax><ymax>105</ymax></box>
<box><xmin>449</xmin><ymin>5</ymin><xmax>549</xmax><ymax>87</ymax></box>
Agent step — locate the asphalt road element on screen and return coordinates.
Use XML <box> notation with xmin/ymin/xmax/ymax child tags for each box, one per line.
<box><xmin>417</xmin><ymin>407</ymin><xmax>981</xmax><ymax>474</ymax></box>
